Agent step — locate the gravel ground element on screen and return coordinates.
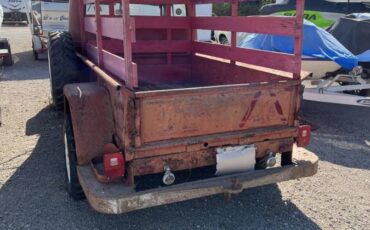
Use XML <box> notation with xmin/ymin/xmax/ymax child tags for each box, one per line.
<box><xmin>0</xmin><ymin>26</ymin><xmax>369</xmax><ymax>230</ymax></box>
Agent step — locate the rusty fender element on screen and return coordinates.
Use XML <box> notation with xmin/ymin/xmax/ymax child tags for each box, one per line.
<box><xmin>64</xmin><ymin>83</ymin><xmax>115</xmax><ymax>165</ymax></box>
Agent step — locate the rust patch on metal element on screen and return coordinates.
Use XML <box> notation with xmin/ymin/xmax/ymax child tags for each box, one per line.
<box><xmin>129</xmin><ymin>150</ymin><xmax>217</xmax><ymax>176</ymax></box>
<box><xmin>64</xmin><ymin>83</ymin><xmax>115</xmax><ymax>165</ymax></box>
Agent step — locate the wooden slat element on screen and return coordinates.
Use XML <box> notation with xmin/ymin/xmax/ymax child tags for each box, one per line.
<box><xmin>192</xmin><ymin>16</ymin><xmax>296</xmax><ymax>36</ymax></box>
<box><xmin>102</xmin><ymin>17</ymin><xmax>123</xmax><ymax>39</ymax></box>
<box><xmin>138</xmin><ymin>64</ymin><xmax>192</xmax><ymax>85</ymax></box>
<box><xmin>134</xmin><ymin>16</ymin><xmax>190</xmax><ymax>29</ymax></box>
<box><xmin>83</xmin><ymin>0</ymin><xmax>94</xmax><ymax>4</ymax></box>
<box><xmin>133</xmin><ymin>40</ymin><xmax>191</xmax><ymax>53</ymax></box>
<box><xmin>103</xmin><ymin>49</ymin><xmax>138</xmax><ymax>85</ymax></box>
<box><xmin>95</xmin><ymin>0</ymin><xmax>103</xmax><ymax>66</ymax></box>
<box><xmin>86</xmin><ymin>43</ymin><xmax>98</xmax><ymax>63</ymax></box>
<box><xmin>122</xmin><ymin>0</ymin><xmax>137</xmax><ymax>88</ymax></box>
<box><xmin>192</xmin><ymin>41</ymin><xmax>295</xmax><ymax>73</ymax></box>
<box><xmin>85</xmin><ymin>43</ymin><xmax>138</xmax><ymax>85</ymax></box>
<box><xmin>130</xmin><ymin>0</ymin><xmax>189</xmax><ymax>3</ymax></box>
<box><xmin>293</xmin><ymin>0</ymin><xmax>305</xmax><ymax>79</ymax></box>
<box><xmin>84</xmin><ymin>17</ymin><xmax>96</xmax><ymax>34</ymax></box>
<box><xmin>192</xmin><ymin>0</ymin><xmax>256</xmax><ymax>3</ymax></box>
<box><xmin>102</xmin><ymin>50</ymin><xmax>126</xmax><ymax>79</ymax></box>
<box><xmin>79</xmin><ymin>0</ymin><xmax>86</xmax><ymax>47</ymax></box>
<box><xmin>104</xmin><ymin>50</ymin><xmax>138</xmax><ymax>86</ymax></box>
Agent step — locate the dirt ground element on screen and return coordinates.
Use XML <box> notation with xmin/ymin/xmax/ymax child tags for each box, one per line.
<box><xmin>0</xmin><ymin>26</ymin><xmax>369</xmax><ymax>230</ymax></box>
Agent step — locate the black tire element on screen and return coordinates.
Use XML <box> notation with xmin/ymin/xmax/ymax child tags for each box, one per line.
<box><xmin>3</xmin><ymin>43</ymin><xmax>13</xmax><ymax>66</ymax></box>
<box><xmin>64</xmin><ymin>112</ymin><xmax>85</xmax><ymax>200</ymax></box>
<box><xmin>48</xmin><ymin>31</ymin><xmax>88</xmax><ymax>111</ymax></box>
<box><xmin>281</xmin><ymin>151</ymin><xmax>293</xmax><ymax>166</ymax></box>
<box><xmin>32</xmin><ymin>42</ymin><xmax>39</xmax><ymax>61</ymax></box>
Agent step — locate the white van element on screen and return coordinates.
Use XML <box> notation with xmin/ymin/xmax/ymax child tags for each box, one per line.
<box><xmin>0</xmin><ymin>0</ymin><xmax>29</xmax><ymax>23</ymax></box>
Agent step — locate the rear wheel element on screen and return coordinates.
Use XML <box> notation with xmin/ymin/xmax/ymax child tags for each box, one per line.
<box><xmin>63</xmin><ymin>112</ymin><xmax>85</xmax><ymax>200</ymax></box>
<box><xmin>3</xmin><ymin>45</ymin><xmax>13</xmax><ymax>66</ymax></box>
<box><xmin>48</xmin><ymin>31</ymin><xmax>88</xmax><ymax>111</ymax></box>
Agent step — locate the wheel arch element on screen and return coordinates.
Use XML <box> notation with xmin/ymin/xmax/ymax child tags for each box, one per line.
<box><xmin>64</xmin><ymin>82</ymin><xmax>115</xmax><ymax>165</ymax></box>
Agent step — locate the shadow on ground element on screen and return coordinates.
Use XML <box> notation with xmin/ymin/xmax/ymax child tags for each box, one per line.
<box><xmin>2</xmin><ymin>24</ymin><xmax>29</xmax><ymax>28</ymax></box>
<box><xmin>0</xmin><ymin>107</ymin><xmax>320</xmax><ymax>229</ymax></box>
<box><xmin>1</xmin><ymin>50</ymin><xmax>49</xmax><ymax>81</ymax></box>
<box><xmin>303</xmin><ymin>101</ymin><xmax>370</xmax><ymax>170</ymax></box>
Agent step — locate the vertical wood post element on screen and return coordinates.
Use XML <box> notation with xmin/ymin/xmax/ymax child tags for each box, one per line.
<box><xmin>166</xmin><ymin>4</ymin><xmax>172</xmax><ymax>65</ymax></box>
<box><xmin>231</xmin><ymin>0</ymin><xmax>238</xmax><ymax>65</ymax></box>
<box><xmin>95</xmin><ymin>0</ymin><xmax>103</xmax><ymax>67</ymax></box>
<box><xmin>293</xmin><ymin>0</ymin><xmax>305</xmax><ymax>79</ymax></box>
<box><xmin>79</xmin><ymin>0</ymin><xmax>86</xmax><ymax>54</ymax></box>
<box><xmin>121</xmin><ymin>0</ymin><xmax>136</xmax><ymax>89</ymax></box>
<box><xmin>189</xmin><ymin>0</ymin><xmax>197</xmax><ymax>63</ymax></box>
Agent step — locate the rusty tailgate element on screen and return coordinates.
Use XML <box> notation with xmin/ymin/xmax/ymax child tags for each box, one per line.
<box><xmin>135</xmin><ymin>81</ymin><xmax>299</xmax><ymax>144</ymax></box>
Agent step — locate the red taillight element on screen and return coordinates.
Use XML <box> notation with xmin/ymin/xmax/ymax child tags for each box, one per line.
<box><xmin>297</xmin><ymin>125</ymin><xmax>311</xmax><ymax>147</ymax></box>
<box><xmin>103</xmin><ymin>153</ymin><xmax>125</xmax><ymax>180</ymax></box>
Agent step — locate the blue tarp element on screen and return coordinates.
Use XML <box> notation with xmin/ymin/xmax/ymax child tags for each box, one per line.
<box><xmin>239</xmin><ymin>20</ymin><xmax>359</xmax><ymax>70</ymax></box>
<box><xmin>358</xmin><ymin>50</ymin><xmax>370</xmax><ymax>62</ymax></box>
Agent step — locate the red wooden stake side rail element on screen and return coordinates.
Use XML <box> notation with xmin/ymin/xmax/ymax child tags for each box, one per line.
<box><xmin>81</xmin><ymin>0</ymin><xmax>305</xmax><ymax>90</ymax></box>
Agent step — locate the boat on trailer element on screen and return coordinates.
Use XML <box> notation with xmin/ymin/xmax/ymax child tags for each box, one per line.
<box><xmin>239</xmin><ymin>19</ymin><xmax>370</xmax><ymax>107</ymax></box>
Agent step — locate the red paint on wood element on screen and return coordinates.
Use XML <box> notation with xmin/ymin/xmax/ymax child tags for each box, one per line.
<box><xmin>192</xmin><ymin>41</ymin><xmax>295</xmax><ymax>72</ymax></box>
<box><xmin>121</xmin><ymin>0</ymin><xmax>137</xmax><ymax>88</ymax></box>
<box><xmin>95</xmin><ymin>0</ymin><xmax>103</xmax><ymax>66</ymax></box>
<box><xmin>293</xmin><ymin>0</ymin><xmax>305</xmax><ymax>79</ymax></box>
<box><xmin>86</xmin><ymin>43</ymin><xmax>138</xmax><ymax>85</ymax></box>
<box><xmin>81</xmin><ymin>0</ymin><xmax>303</xmax><ymax>89</ymax></box>
<box><xmin>133</xmin><ymin>40</ymin><xmax>191</xmax><ymax>53</ymax></box>
<box><xmin>135</xmin><ymin>17</ymin><xmax>190</xmax><ymax>29</ymax></box>
<box><xmin>102</xmin><ymin>17</ymin><xmax>124</xmax><ymax>40</ymax></box>
<box><xmin>275</xmin><ymin>101</ymin><xmax>284</xmax><ymax>115</ymax></box>
<box><xmin>84</xmin><ymin>17</ymin><xmax>96</xmax><ymax>34</ymax></box>
<box><xmin>130</xmin><ymin>0</ymin><xmax>190</xmax><ymax>3</ymax></box>
<box><xmin>193</xmin><ymin>0</ymin><xmax>257</xmax><ymax>3</ymax></box>
<box><xmin>192</xmin><ymin>16</ymin><xmax>296</xmax><ymax>36</ymax></box>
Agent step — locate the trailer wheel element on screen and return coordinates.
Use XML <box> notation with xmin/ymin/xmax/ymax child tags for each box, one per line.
<box><xmin>63</xmin><ymin>112</ymin><xmax>85</xmax><ymax>200</ymax></box>
<box><xmin>48</xmin><ymin>31</ymin><xmax>87</xmax><ymax>111</ymax></box>
<box><xmin>32</xmin><ymin>44</ymin><xmax>39</xmax><ymax>60</ymax></box>
<box><xmin>219</xmin><ymin>35</ymin><xmax>229</xmax><ymax>45</ymax></box>
<box><xmin>255</xmin><ymin>155</ymin><xmax>268</xmax><ymax>170</ymax></box>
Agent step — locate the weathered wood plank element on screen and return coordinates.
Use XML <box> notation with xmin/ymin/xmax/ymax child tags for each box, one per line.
<box><xmin>192</xmin><ymin>16</ymin><xmax>296</xmax><ymax>36</ymax></box>
<box><xmin>192</xmin><ymin>41</ymin><xmax>295</xmax><ymax>73</ymax></box>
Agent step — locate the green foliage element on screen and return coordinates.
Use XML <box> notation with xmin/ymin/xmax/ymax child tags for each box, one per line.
<box><xmin>212</xmin><ymin>0</ymin><xmax>275</xmax><ymax>16</ymax></box>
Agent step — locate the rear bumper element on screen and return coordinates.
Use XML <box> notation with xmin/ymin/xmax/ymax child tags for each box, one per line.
<box><xmin>77</xmin><ymin>147</ymin><xmax>318</xmax><ymax>214</ymax></box>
